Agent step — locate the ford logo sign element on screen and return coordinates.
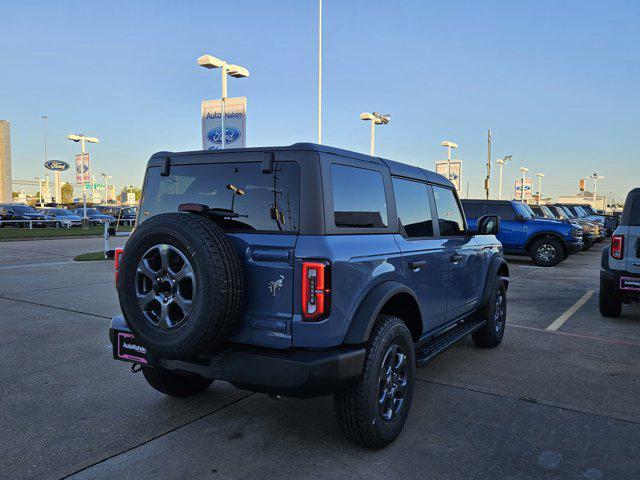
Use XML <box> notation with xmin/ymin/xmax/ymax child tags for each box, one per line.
<box><xmin>44</xmin><ymin>160</ymin><xmax>70</xmax><ymax>171</ymax></box>
<box><xmin>207</xmin><ymin>126</ymin><xmax>242</xmax><ymax>145</ymax></box>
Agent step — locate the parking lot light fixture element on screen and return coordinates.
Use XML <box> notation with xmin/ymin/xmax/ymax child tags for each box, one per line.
<box><xmin>197</xmin><ymin>54</ymin><xmax>250</xmax><ymax>150</ymax></box>
<box><xmin>495</xmin><ymin>155</ymin><xmax>512</xmax><ymax>200</ymax></box>
<box><xmin>101</xmin><ymin>173</ymin><xmax>112</xmax><ymax>204</ymax></box>
<box><xmin>66</xmin><ymin>133</ymin><xmax>99</xmax><ymax>224</ymax></box>
<box><xmin>440</xmin><ymin>140</ymin><xmax>458</xmax><ymax>185</ymax></box>
<box><xmin>360</xmin><ymin>112</ymin><xmax>390</xmax><ymax>156</ymax></box>
<box><xmin>587</xmin><ymin>173</ymin><xmax>605</xmax><ymax>203</ymax></box>
<box><xmin>519</xmin><ymin>167</ymin><xmax>529</xmax><ymax>202</ymax></box>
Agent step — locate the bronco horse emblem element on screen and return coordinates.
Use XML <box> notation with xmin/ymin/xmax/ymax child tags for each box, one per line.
<box><xmin>267</xmin><ymin>275</ymin><xmax>285</xmax><ymax>296</ymax></box>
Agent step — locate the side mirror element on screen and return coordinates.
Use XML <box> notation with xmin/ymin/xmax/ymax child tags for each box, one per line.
<box><xmin>604</xmin><ymin>216</ymin><xmax>619</xmax><ymax>230</ymax></box>
<box><xmin>514</xmin><ymin>214</ymin><xmax>527</xmax><ymax>222</ymax></box>
<box><xmin>477</xmin><ymin>215</ymin><xmax>500</xmax><ymax>235</ymax></box>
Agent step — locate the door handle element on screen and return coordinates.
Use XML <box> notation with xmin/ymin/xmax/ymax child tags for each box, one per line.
<box><xmin>450</xmin><ymin>254</ymin><xmax>464</xmax><ymax>264</ymax></box>
<box><xmin>408</xmin><ymin>260</ymin><xmax>427</xmax><ymax>270</ymax></box>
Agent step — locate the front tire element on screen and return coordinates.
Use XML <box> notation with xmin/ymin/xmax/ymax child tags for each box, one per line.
<box><xmin>472</xmin><ymin>277</ymin><xmax>507</xmax><ymax>348</ymax></box>
<box><xmin>599</xmin><ymin>279</ymin><xmax>622</xmax><ymax>317</ymax></box>
<box><xmin>530</xmin><ymin>237</ymin><xmax>564</xmax><ymax>267</ymax></box>
<box><xmin>142</xmin><ymin>366</ymin><xmax>213</xmax><ymax>397</ymax></box>
<box><xmin>334</xmin><ymin>315</ymin><xmax>415</xmax><ymax>449</ymax></box>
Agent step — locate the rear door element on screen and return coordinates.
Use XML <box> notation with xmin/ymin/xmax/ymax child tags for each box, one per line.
<box><xmin>392</xmin><ymin>177</ymin><xmax>448</xmax><ymax>333</ymax></box>
<box><xmin>432</xmin><ymin>186</ymin><xmax>484</xmax><ymax>320</ymax></box>
<box><xmin>138</xmin><ymin>153</ymin><xmax>301</xmax><ymax>349</ymax></box>
<box><xmin>624</xmin><ymin>195</ymin><xmax>640</xmax><ymax>275</ymax></box>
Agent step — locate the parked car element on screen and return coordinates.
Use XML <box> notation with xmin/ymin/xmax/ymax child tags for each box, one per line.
<box><xmin>0</xmin><ymin>204</ymin><xmax>47</xmax><ymax>228</ymax></box>
<box><xmin>38</xmin><ymin>208</ymin><xmax>83</xmax><ymax>228</ymax></box>
<box><xmin>599</xmin><ymin>188</ymin><xmax>640</xmax><ymax>317</ymax></box>
<box><xmin>110</xmin><ymin>143</ymin><xmax>509</xmax><ymax>449</ymax></box>
<box><xmin>558</xmin><ymin>205</ymin><xmax>606</xmax><ymax>242</ymax></box>
<box><xmin>70</xmin><ymin>207</ymin><xmax>116</xmax><ymax>225</ymax></box>
<box><xmin>96</xmin><ymin>206</ymin><xmax>137</xmax><ymax>225</ymax></box>
<box><xmin>462</xmin><ymin>199</ymin><xmax>583</xmax><ymax>266</ymax></box>
<box><xmin>529</xmin><ymin>204</ymin><xmax>596</xmax><ymax>251</ymax></box>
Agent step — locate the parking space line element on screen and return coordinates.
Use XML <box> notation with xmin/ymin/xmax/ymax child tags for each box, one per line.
<box><xmin>510</xmin><ymin>323</ymin><xmax>640</xmax><ymax>347</ymax></box>
<box><xmin>0</xmin><ymin>260</ymin><xmax>75</xmax><ymax>270</ymax></box>
<box><xmin>545</xmin><ymin>289</ymin><xmax>595</xmax><ymax>331</ymax></box>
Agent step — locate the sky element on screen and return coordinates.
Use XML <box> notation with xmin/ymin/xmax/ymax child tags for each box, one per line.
<box><xmin>1</xmin><ymin>0</ymin><xmax>639</xmax><ymax>201</ymax></box>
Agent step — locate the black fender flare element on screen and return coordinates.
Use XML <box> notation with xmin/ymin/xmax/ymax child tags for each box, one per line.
<box><xmin>525</xmin><ymin>231</ymin><xmax>567</xmax><ymax>252</ymax></box>
<box><xmin>601</xmin><ymin>246</ymin><xmax>611</xmax><ymax>270</ymax></box>
<box><xmin>343</xmin><ymin>281</ymin><xmax>420</xmax><ymax>345</ymax></box>
<box><xmin>479</xmin><ymin>255</ymin><xmax>510</xmax><ymax>308</ymax></box>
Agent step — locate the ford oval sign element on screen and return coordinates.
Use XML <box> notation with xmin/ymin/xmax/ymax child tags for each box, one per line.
<box><xmin>44</xmin><ymin>160</ymin><xmax>70</xmax><ymax>171</ymax></box>
<box><xmin>206</xmin><ymin>126</ymin><xmax>242</xmax><ymax>146</ymax></box>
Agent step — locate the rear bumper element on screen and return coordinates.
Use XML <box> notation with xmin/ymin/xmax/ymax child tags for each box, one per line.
<box><xmin>109</xmin><ymin>315</ymin><xmax>365</xmax><ymax>399</ymax></box>
<box><xmin>601</xmin><ymin>268</ymin><xmax>640</xmax><ymax>294</ymax></box>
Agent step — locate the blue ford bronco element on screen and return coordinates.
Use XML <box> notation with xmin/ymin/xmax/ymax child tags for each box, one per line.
<box><xmin>462</xmin><ymin>199</ymin><xmax>584</xmax><ymax>267</ymax></box>
<box><xmin>110</xmin><ymin>144</ymin><xmax>508</xmax><ymax>448</ymax></box>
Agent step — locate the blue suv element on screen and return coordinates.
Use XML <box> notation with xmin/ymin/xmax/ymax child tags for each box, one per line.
<box><xmin>110</xmin><ymin>144</ymin><xmax>509</xmax><ymax>448</ymax></box>
<box><xmin>462</xmin><ymin>199</ymin><xmax>583</xmax><ymax>267</ymax></box>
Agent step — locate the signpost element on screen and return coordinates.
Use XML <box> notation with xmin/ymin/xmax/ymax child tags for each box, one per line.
<box><xmin>201</xmin><ymin>97</ymin><xmax>247</xmax><ymax>150</ymax></box>
<box><xmin>44</xmin><ymin>160</ymin><xmax>69</xmax><ymax>204</ymax></box>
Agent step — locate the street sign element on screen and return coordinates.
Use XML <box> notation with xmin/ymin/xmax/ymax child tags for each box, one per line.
<box><xmin>84</xmin><ymin>183</ymin><xmax>105</xmax><ymax>189</ymax></box>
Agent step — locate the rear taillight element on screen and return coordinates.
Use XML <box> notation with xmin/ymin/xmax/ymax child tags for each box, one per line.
<box><xmin>114</xmin><ymin>247</ymin><xmax>124</xmax><ymax>285</ymax></box>
<box><xmin>302</xmin><ymin>260</ymin><xmax>330</xmax><ymax>321</ymax></box>
<box><xmin>611</xmin><ymin>235</ymin><xmax>624</xmax><ymax>260</ymax></box>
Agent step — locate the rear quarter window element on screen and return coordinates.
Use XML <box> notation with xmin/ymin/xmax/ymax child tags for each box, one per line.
<box><xmin>331</xmin><ymin>164</ymin><xmax>388</xmax><ymax>228</ymax></box>
<box><xmin>629</xmin><ymin>196</ymin><xmax>640</xmax><ymax>226</ymax></box>
<box><xmin>139</xmin><ymin>161</ymin><xmax>300</xmax><ymax>232</ymax></box>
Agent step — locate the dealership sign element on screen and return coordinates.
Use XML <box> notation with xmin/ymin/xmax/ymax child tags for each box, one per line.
<box><xmin>514</xmin><ymin>178</ymin><xmax>534</xmax><ymax>199</ymax></box>
<box><xmin>435</xmin><ymin>160</ymin><xmax>463</xmax><ymax>191</ymax></box>
<box><xmin>44</xmin><ymin>160</ymin><xmax>70</xmax><ymax>171</ymax></box>
<box><xmin>201</xmin><ymin>97</ymin><xmax>247</xmax><ymax>150</ymax></box>
<box><xmin>75</xmin><ymin>153</ymin><xmax>90</xmax><ymax>184</ymax></box>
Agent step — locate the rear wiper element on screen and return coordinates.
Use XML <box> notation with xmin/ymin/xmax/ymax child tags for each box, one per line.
<box><xmin>178</xmin><ymin>203</ymin><xmax>247</xmax><ymax>218</ymax></box>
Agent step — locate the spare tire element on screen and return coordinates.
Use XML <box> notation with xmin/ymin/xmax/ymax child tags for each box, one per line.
<box><xmin>117</xmin><ymin>212</ymin><xmax>243</xmax><ymax>357</ymax></box>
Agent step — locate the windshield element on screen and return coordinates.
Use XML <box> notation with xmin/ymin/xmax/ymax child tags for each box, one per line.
<box><xmin>561</xmin><ymin>206</ymin><xmax>575</xmax><ymax>219</ymax></box>
<box><xmin>83</xmin><ymin>208</ymin><xmax>100</xmax><ymax>215</ymax></box>
<box><xmin>52</xmin><ymin>209</ymin><xmax>75</xmax><ymax>216</ymax></box>
<box><xmin>512</xmin><ymin>202</ymin><xmax>532</xmax><ymax>219</ymax></box>
<box><xmin>12</xmin><ymin>205</ymin><xmax>36</xmax><ymax>213</ymax></box>
<box><xmin>121</xmin><ymin>208</ymin><xmax>136</xmax><ymax>215</ymax></box>
<box><xmin>540</xmin><ymin>206</ymin><xmax>555</xmax><ymax>218</ymax></box>
<box><xmin>521</xmin><ymin>203</ymin><xmax>537</xmax><ymax>217</ymax></box>
<box><xmin>582</xmin><ymin>205</ymin><xmax>597</xmax><ymax>215</ymax></box>
<box><xmin>574</xmin><ymin>206</ymin><xmax>588</xmax><ymax>218</ymax></box>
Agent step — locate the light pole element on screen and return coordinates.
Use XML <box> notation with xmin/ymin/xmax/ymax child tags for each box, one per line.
<box><xmin>197</xmin><ymin>55</ymin><xmax>250</xmax><ymax>149</ymax></box>
<box><xmin>495</xmin><ymin>155</ymin><xmax>512</xmax><ymax>200</ymax></box>
<box><xmin>66</xmin><ymin>134</ymin><xmax>99</xmax><ymax>224</ymax></box>
<box><xmin>101</xmin><ymin>173</ymin><xmax>112</xmax><ymax>204</ymax></box>
<box><xmin>360</xmin><ymin>112</ymin><xmax>390</xmax><ymax>156</ymax></box>
<box><xmin>35</xmin><ymin>176</ymin><xmax>42</xmax><ymax>206</ymax></box>
<box><xmin>519</xmin><ymin>167</ymin><xmax>529</xmax><ymax>202</ymax></box>
<box><xmin>536</xmin><ymin>173</ymin><xmax>544</xmax><ymax>205</ymax></box>
<box><xmin>440</xmin><ymin>140</ymin><xmax>458</xmax><ymax>185</ymax></box>
<box><xmin>588</xmin><ymin>173</ymin><xmax>605</xmax><ymax>204</ymax></box>
<box><xmin>485</xmin><ymin>129</ymin><xmax>492</xmax><ymax>199</ymax></box>
<box><xmin>318</xmin><ymin>0</ymin><xmax>322</xmax><ymax>144</ymax></box>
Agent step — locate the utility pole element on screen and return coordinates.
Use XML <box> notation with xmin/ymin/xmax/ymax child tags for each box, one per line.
<box><xmin>318</xmin><ymin>0</ymin><xmax>322</xmax><ymax>144</ymax></box>
<box><xmin>485</xmin><ymin>129</ymin><xmax>491</xmax><ymax>199</ymax></box>
<box><xmin>536</xmin><ymin>173</ymin><xmax>544</xmax><ymax>205</ymax></box>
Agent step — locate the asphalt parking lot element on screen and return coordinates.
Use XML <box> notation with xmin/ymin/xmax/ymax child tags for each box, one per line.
<box><xmin>1</xmin><ymin>238</ymin><xmax>639</xmax><ymax>480</ymax></box>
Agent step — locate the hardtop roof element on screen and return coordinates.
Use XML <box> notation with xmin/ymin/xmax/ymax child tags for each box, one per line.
<box><xmin>149</xmin><ymin>143</ymin><xmax>454</xmax><ymax>189</ymax></box>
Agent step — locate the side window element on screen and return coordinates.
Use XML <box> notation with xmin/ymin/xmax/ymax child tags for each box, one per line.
<box><xmin>392</xmin><ymin>177</ymin><xmax>433</xmax><ymax>238</ymax></box>
<box><xmin>462</xmin><ymin>202</ymin><xmax>483</xmax><ymax>218</ymax></box>
<box><xmin>332</xmin><ymin>164</ymin><xmax>388</xmax><ymax>228</ymax></box>
<box><xmin>433</xmin><ymin>186</ymin><xmax>465</xmax><ymax>236</ymax></box>
<box><xmin>489</xmin><ymin>204</ymin><xmax>516</xmax><ymax>221</ymax></box>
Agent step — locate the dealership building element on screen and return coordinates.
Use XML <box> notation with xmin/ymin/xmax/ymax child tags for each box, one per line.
<box><xmin>0</xmin><ymin>120</ymin><xmax>12</xmax><ymax>203</ymax></box>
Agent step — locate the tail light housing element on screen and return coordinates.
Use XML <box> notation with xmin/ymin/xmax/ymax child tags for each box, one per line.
<box><xmin>302</xmin><ymin>260</ymin><xmax>330</xmax><ymax>321</ymax></box>
<box><xmin>114</xmin><ymin>247</ymin><xmax>124</xmax><ymax>285</ymax></box>
<box><xmin>611</xmin><ymin>235</ymin><xmax>624</xmax><ymax>260</ymax></box>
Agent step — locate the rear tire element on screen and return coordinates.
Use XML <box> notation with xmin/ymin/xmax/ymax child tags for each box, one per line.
<box><xmin>530</xmin><ymin>237</ymin><xmax>564</xmax><ymax>267</ymax></box>
<box><xmin>334</xmin><ymin>315</ymin><xmax>415</xmax><ymax>449</ymax></box>
<box><xmin>142</xmin><ymin>366</ymin><xmax>213</xmax><ymax>397</ymax></box>
<box><xmin>599</xmin><ymin>279</ymin><xmax>622</xmax><ymax>317</ymax></box>
<box><xmin>472</xmin><ymin>277</ymin><xmax>507</xmax><ymax>348</ymax></box>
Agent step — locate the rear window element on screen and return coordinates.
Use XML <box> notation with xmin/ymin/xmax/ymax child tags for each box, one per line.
<box><xmin>331</xmin><ymin>164</ymin><xmax>388</xmax><ymax>228</ymax></box>
<box><xmin>629</xmin><ymin>196</ymin><xmax>640</xmax><ymax>226</ymax></box>
<box><xmin>140</xmin><ymin>162</ymin><xmax>300</xmax><ymax>232</ymax></box>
